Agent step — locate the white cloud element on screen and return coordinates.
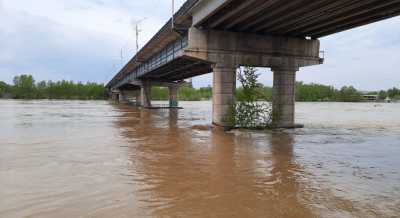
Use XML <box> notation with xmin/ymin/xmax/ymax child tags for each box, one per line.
<box><xmin>0</xmin><ymin>0</ymin><xmax>187</xmax><ymax>83</ymax></box>
<box><xmin>0</xmin><ymin>0</ymin><xmax>399</xmax><ymax>90</ymax></box>
<box><xmin>298</xmin><ymin>17</ymin><xmax>400</xmax><ymax>90</ymax></box>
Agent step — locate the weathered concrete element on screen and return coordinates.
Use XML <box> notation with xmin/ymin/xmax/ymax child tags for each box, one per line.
<box><xmin>212</xmin><ymin>64</ymin><xmax>236</xmax><ymax>127</ymax></box>
<box><xmin>271</xmin><ymin>67</ymin><xmax>298</xmax><ymax>128</ymax></box>
<box><xmin>112</xmin><ymin>28</ymin><xmax>321</xmax><ymax>128</ymax></box>
<box><xmin>135</xmin><ymin>91</ymin><xmax>141</xmax><ymax>106</ymax></box>
<box><xmin>106</xmin><ymin>0</ymin><xmax>400</xmax><ymax>129</ymax></box>
<box><xmin>120</xmin><ymin>93</ymin><xmax>126</xmax><ymax>102</ymax></box>
<box><xmin>190</xmin><ymin>0</ymin><xmax>400</xmax><ymax>38</ymax></box>
<box><xmin>117</xmin><ymin>80</ymin><xmax>189</xmax><ymax>108</ymax></box>
<box><xmin>118</xmin><ymin>90</ymin><xmax>137</xmax><ymax>103</ymax></box>
<box><xmin>110</xmin><ymin>92</ymin><xmax>119</xmax><ymax>101</ymax></box>
<box><xmin>141</xmin><ymin>81</ymin><xmax>152</xmax><ymax>108</ymax></box>
<box><xmin>169</xmin><ymin>86</ymin><xmax>179</xmax><ymax>107</ymax></box>
<box><xmin>185</xmin><ymin>27</ymin><xmax>322</xmax><ymax>68</ymax></box>
<box><xmin>186</xmin><ymin>27</ymin><xmax>321</xmax><ymax>128</ymax></box>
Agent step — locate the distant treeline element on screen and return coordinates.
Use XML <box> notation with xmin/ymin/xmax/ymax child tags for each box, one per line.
<box><xmin>2</xmin><ymin>74</ymin><xmax>399</xmax><ymax>102</ymax></box>
<box><xmin>364</xmin><ymin>88</ymin><xmax>400</xmax><ymax>101</ymax></box>
<box><xmin>152</xmin><ymin>86</ymin><xmax>212</xmax><ymax>101</ymax></box>
<box><xmin>0</xmin><ymin>75</ymin><xmax>106</xmax><ymax>100</ymax></box>
<box><xmin>152</xmin><ymin>82</ymin><xmax>400</xmax><ymax>102</ymax></box>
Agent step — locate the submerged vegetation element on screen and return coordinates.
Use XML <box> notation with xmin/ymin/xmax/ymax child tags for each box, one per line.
<box><xmin>0</xmin><ymin>75</ymin><xmax>106</xmax><ymax>100</ymax></box>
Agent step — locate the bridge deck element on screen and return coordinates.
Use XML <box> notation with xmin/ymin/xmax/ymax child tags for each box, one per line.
<box><xmin>107</xmin><ymin>0</ymin><xmax>400</xmax><ymax>90</ymax></box>
<box><xmin>112</xmin><ymin>35</ymin><xmax>211</xmax><ymax>89</ymax></box>
<box><xmin>195</xmin><ymin>0</ymin><xmax>400</xmax><ymax>38</ymax></box>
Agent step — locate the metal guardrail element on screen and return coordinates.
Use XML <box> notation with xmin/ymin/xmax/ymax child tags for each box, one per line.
<box><xmin>114</xmin><ymin>35</ymin><xmax>188</xmax><ymax>89</ymax></box>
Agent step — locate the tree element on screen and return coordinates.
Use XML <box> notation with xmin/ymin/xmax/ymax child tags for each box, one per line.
<box><xmin>7</xmin><ymin>74</ymin><xmax>107</xmax><ymax>100</ymax></box>
<box><xmin>0</xmin><ymin>81</ymin><xmax>11</xmax><ymax>98</ymax></box>
<box><xmin>13</xmin><ymin>75</ymin><xmax>36</xmax><ymax>99</ymax></box>
<box><xmin>378</xmin><ymin>90</ymin><xmax>387</xmax><ymax>100</ymax></box>
<box><xmin>337</xmin><ymin>86</ymin><xmax>363</xmax><ymax>102</ymax></box>
<box><xmin>387</xmin><ymin>87</ymin><xmax>400</xmax><ymax>99</ymax></box>
<box><xmin>228</xmin><ymin>67</ymin><xmax>272</xmax><ymax>129</ymax></box>
<box><xmin>151</xmin><ymin>86</ymin><xmax>212</xmax><ymax>101</ymax></box>
<box><xmin>296</xmin><ymin>82</ymin><xmax>336</xmax><ymax>102</ymax></box>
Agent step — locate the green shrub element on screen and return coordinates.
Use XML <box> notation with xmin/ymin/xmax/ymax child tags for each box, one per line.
<box><xmin>228</xmin><ymin>67</ymin><xmax>273</xmax><ymax>129</ymax></box>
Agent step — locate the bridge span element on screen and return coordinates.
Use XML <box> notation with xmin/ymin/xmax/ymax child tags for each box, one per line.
<box><xmin>106</xmin><ymin>0</ymin><xmax>400</xmax><ymax>128</ymax></box>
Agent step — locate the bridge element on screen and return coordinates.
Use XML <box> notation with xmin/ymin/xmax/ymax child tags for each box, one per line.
<box><xmin>106</xmin><ymin>0</ymin><xmax>400</xmax><ymax>128</ymax></box>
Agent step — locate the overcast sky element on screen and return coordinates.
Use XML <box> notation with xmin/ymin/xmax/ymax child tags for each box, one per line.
<box><xmin>0</xmin><ymin>0</ymin><xmax>399</xmax><ymax>90</ymax></box>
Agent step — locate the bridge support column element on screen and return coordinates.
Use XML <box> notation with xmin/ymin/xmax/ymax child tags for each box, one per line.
<box><xmin>110</xmin><ymin>92</ymin><xmax>119</xmax><ymax>101</ymax></box>
<box><xmin>271</xmin><ymin>67</ymin><xmax>298</xmax><ymax>128</ymax></box>
<box><xmin>135</xmin><ymin>91</ymin><xmax>141</xmax><ymax>106</ymax></box>
<box><xmin>169</xmin><ymin>86</ymin><xmax>178</xmax><ymax>107</ymax></box>
<box><xmin>118</xmin><ymin>92</ymin><xmax>126</xmax><ymax>102</ymax></box>
<box><xmin>212</xmin><ymin>65</ymin><xmax>236</xmax><ymax>127</ymax></box>
<box><xmin>141</xmin><ymin>81</ymin><xmax>152</xmax><ymax>108</ymax></box>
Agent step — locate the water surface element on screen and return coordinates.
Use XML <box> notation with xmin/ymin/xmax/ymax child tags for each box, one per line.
<box><xmin>0</xmin><ymin>100</ymin><xmax>399</xmax><ymax>217</ymax></box>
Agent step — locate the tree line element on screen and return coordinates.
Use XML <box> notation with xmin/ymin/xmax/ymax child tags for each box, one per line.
<box><xmin>1</xmin><ymin>74</ymin><xmax>399</xmax><ymax>102</ymax></box>
<box><xmin>365</xmin><ymin>88</ymin><xmax>400</xmax><ymax>101</ymax></box>
<box><xmin>152</xmin><ymin>86</ymin><xmax>212</xmax><ymax>101</ymax></box>
<box><xmin>152</xmin><ymin>82</ymin><xmax>400</xmax><ymax>102</ymax></box>
<box><xmin>0</xmin><ymin>75</ymin><xmax>106</xmax><ymax>100</ymax></box>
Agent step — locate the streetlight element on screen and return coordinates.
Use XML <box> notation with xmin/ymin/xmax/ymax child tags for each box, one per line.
<box><xmin>131</xmin><ymin>18</ymin><xmax>147</xmax><ymax>54</ymax></box>
<box><xmin>172</xmin><ymin>0</ymin><xmax>175</xmax><ymax>30</ymax></box>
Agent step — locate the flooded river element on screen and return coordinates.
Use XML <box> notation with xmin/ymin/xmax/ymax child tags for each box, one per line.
<box><xmin>0</xmin><ymin>100</ymin><xmax>399</xmax><ymax>218</ymax></box>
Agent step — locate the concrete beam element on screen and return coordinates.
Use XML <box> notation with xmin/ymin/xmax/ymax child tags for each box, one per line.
<box><xmin>287</xmin><ymin>0</ymin><xmax>388</xmax><ymax>35</ymax></box>
<box><xmin>207</xmin><ymin>0</ymin><xmax>259</xmax><ymax>28</ymax></box>
<box><xmin>225</xmin><ymin>0</ymin><xmax>280</xmax><ymax>30</ymax></box>
<box><xmin>128</xmin><ymin>80</ymin><xmax>186</xmax><ymax>88</ymax></box>
<box><xmin>185</xmin><ymin>27</ymin><xmax>322</xmax><ymax>68</ymax></box>
<box><xmin>239</xmin><ymin>0</ymin><xmax>305</xmax><ymax>32</ymax></box>
<box><xmin>311</xmin><ymin>4</ymin><xmax>400</xmax><ymax>38</ymax></box>
<box><xmin>256</xmin><ymin>0</ymin><xmax>337</xmax><ymax>33</ymax></box>
<box><xmin>191</xmin><ymin>0</ymin><xmax>232</xmax><ymax>26</ymax></box>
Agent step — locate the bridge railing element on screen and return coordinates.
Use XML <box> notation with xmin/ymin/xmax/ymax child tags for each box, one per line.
<box><xmin>113</xmin><ymin>35</ymin><xmax>188</xmax><ymax>89</ymax></box>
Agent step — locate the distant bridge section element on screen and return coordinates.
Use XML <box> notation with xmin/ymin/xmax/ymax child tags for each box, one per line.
<box><xmin>107</xmin><ymin>0</ymin><xmax>400</xmax><ymax>128</ymax></box>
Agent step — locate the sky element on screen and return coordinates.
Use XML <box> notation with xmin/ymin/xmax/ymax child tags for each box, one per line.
<box><xmin>0</xmin><ymin>0</ymin><xmax>399</xmax><ymax>91</ymax></box>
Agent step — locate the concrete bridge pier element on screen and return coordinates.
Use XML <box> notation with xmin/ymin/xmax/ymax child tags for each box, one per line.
<box><xmin>110</xmin><ymin>92</ymin><xmax>119</xmax><ymax>101</ymax></box>
<box><xmin>169</xmin><ymin>86</ymin><xmax>179</xmax><ymax>107</ymax></box>
<box><xmin>135</xmin><ymin>91</ymin><xmax>141</xmax><ymax>106</ymax></box>
<box><xmin>212</xmin><ymin>64</ymin><xmax>237</xmax><ymax>127</ymax></box>
<box><xmin>185</xmin><ymin>27</ymin><xmax>322</xmax><ymax>128</ymax></box>
<box><xmin>271</xmin><ymin>67</ymin><xmax>298</xmax><ymax>128</ymax></box>
<box><xmin>118</xmin><ymin>91</ymin><xmax>126</xmax><ymax>102</ymax></box>
<box><xmin>140</xmin><ymin>81</ymin><xmax>152</xmax><ymax>108</ymax></box>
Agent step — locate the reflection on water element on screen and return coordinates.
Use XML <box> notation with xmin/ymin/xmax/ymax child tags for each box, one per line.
<box><xmin>0</xmin><ymin>100</ymin><xmax>399</xmax><ymax>217</ymax></box>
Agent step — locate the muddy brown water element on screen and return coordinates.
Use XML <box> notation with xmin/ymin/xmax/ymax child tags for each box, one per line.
<box><xmin>0</xmin><ymin>100</ymin><xmax>399</xmax><ymax>218</ymax></box>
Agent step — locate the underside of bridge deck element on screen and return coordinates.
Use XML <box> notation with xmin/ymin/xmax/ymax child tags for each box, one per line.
<box><xmin>138</xmin><ymin>56</ymin><xmax>212</xmax><ymax>82</ymax></box>
<box><xmin>194</xmin><ymin>0</ymin><xmax>400</xmax><ymax>38</ymax></box>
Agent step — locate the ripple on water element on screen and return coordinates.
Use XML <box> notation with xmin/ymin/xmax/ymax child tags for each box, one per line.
<box><xmin>0</xmin><ymin>100</ymin><xmax>399</xmax><ymax>218</ymax></box>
